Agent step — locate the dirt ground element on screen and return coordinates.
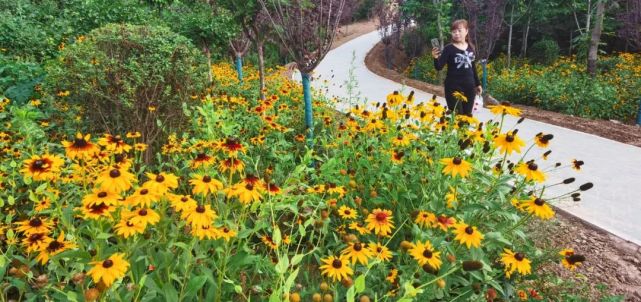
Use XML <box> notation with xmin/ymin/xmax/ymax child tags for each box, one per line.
<box><xmin>364</xmin><ymin>41</ymin><xmax>641</xmax><ymax>148</ymax></box>
<box><xmin>331</xmin><ymin>19</ymin><xmax>379</xmax><ymax>50</ymax></box>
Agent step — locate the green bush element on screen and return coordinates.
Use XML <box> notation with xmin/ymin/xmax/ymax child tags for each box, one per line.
<box><xmin>44</xmin><ymin>23</ymin><xmax>208</xmax><ymax>153</ymax></box>
<box><xmin>0</xmin><ymin>55</ymin><xmax>44</xmax><ymax>104</ymax></box>
<box><xmin>529</xmin><ymin>39</ymin><xmax>560</xmax><ymax>65</ymax></box>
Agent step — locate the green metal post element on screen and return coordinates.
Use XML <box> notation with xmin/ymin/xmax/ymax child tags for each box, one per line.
<box><xmin>235</xmin><ymin>56</ymin><xmax>243</xmax><ymax>83</ymax></box>
<box><xmin>302</xmin><ymin>73</ymin><xmax>313</xmax><ymax>147</ymax></box>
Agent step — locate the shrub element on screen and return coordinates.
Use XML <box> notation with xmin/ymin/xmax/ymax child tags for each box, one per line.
<box><xmin>529</xmin><ymin>39</ymin><xmax>560</xmax><ymax>65</ymax></box>
<box><xmin>44</xmin><ymin>23</ymin><xmax>208</xmax><ymax>156</ymax></box>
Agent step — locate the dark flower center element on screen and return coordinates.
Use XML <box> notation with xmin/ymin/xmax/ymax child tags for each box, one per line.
<box><xmin>375</xmin><ymin>212</ymin><xmax>388</xmax><ymax>222</ymax></box>
<box><xmin>196</xmin><ymin>153</ymin><xmax>208</xmax><ymax>160</ymax></box>
<box><xmin>344</xmin><ymin>210</ymin><xmax>351</xmax><ymax>215</ymax></box>
<box><xmin>139</xmin><ymin>209</ymin><xmax>148</xmax><ymax>216</ymax></box>
<box><xmin>196</xmin><ymin>205</ymin><xmax>206</xmax><ymax>213</ymax></box>
<box><xmin>109</xmin><ymin>169</ymin><xmax>121</xmax><ymax>178</ymax></box>
<box><xmin>140</xmin><ymin>189</ymin><xmax>149</xmax><ymax>195</ymax></box>
<box><xmin>102</xmin><ymin>259</ymin><xmax>114</xmax><ymax>268</ymax></box>
<box><xmin>514</xmin><ymin>253</ymin><xmax>525</xmax><ymax>261</ymax></box>
<box><xmin>534</xmin><ymin>198</ymin><xmax>545</xmax><ymax>206</ymax></box>
<box><xmin>29</xmin><ymin>233</ymin><xmax>45</xmax><ymax>241</ymax></box>
<box><xmin>33</xmin><ymin>160</ymin><xmax>45</xmax><ymax>168</ymax></box>
<box><xmin>30</xmin><ymin>218</ymin><xmax>43</xmax><ymax>227</ymax></box>
<box><xmin>202</xmin><ymin>176</ymin><xmax>211</xmax><ymax>183</ymax></box>
<box><xmin>527</xmin><ymin>163</ymin><xmax>538</xmax><ymax>171</ymax></box>
<box><xmin>245</xmin><ymin>184</ymin><xmax>254</xmax><ymax>190</ymax></box>
<box><xmin>332</xmin><ymin>259</ymin><xmax>343</xmax><ymax>268</ymax></box>
<box><xmin>506</xmin><ymin>135</ymin><xmax>515</xmax><ymax>143</ymax></box>
<box><xmin>377</xmin><ymin>247</ymin><xmax>382</xmax><ymax>252</ymax></box>
<box><xmin>423</xmin><ymin>249</ymin><xmax>433</xmax><ymax>258</ymax></box>
<box><xmin>223</xmin><ymin>227</ymin><xmax>229</xmax><ymax>233</ymax></box>
<box><xmin>353</xmin><ymin>243</ymin><xmax>362</xmax><ymax>251</ymax></box>
<box><xmin>453</xmin><ymin>157</ymin><xmax>462</xmax><ymax>165</ymax></box>
<box><xmin>126</xmin><ymin>221</ymin><xmax>134</xmax><ymax>227</ymax></box>
<box><xmin>73</xmin><ymin>138</ymin><xmax>88</xmax><ymax>147</ymax></box>
<box><xmin>180</xmin><ymin>197</ymin><xmax>189</xmax><ymax>202</ymax></box>
<box><xmin>465</xmin><ymin>226</ymin><xmax>474</xmax><ymax>234</ymax></box>
<box><xmin>47</xmin><ymin>241</ymin><xmax>63</xmax><ymax>252</ymax></box>
<box><xmin>97</xmin><ymin>192</ymin><xmax>108</xmax><ymax>198</ymax></box>
<box><xmin>155</xmin><ymin>175</ymin><xmax>165</xmax><ymax>182</ymax></box>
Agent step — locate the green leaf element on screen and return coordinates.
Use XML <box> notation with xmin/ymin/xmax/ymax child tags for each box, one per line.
<box><xmin>183</xmin><ymin>276</ymin><xmax>207</xmax><ymax>298</ymax></box>
<box><xmin>355</xmin><ymin>275</ymin><xmax>366</xmax><ymax>293</ymax></box>
<box><xmin>163</xmin><ymin>285</ymin><xmax>179</xmax><ymax>301</ymax></box>
<box><xmin>346</xmin><ymin>285</ymin><xmax>355</xmax><ymax>302</ymax></box>
<box><xmin>275</xmin><ymin>255</ymin><xmax>289</xmax><ymax>275</ymax></box>
<box><xmin>273</xmin><ymin>226</ymin><xmax>282</xmax><ymax>246</ymax></box>
<box><xmin>284</xmin><ymin>268</ymin><xmax>299</xmax><ymax>292</ymax></box>
<box><xmin>291</xmin><ymin>254</ymin><xmax>304</xmax><ymax>266</ymax></box>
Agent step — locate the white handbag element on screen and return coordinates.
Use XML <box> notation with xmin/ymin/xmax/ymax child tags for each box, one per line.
<box><xmin>473</xmin><ymin>95</ymin><xmax>484</xmax><ymax>114</ymax></box>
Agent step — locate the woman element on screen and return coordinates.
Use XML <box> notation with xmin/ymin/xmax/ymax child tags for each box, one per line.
<box><xmin>432</xmin><ymin>19</ymin><xmax>483</xmax><ymax>116</ymax></box>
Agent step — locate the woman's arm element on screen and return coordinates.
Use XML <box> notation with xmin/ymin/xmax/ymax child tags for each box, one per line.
<box><xmin>433</xmin><ymin>45</ymin><xmax>449</xmax><ymax>71</ymax></box>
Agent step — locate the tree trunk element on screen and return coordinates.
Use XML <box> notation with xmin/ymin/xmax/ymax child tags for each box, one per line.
<box><xmin>204</xmin><ymin>45</ymin><xmax>213</xmax><ymax>83</ymax></box>
<box><xmin>257</xmin><ymin>41</ymin><xmax>266</xmax><ymax>100</ymax></box>
<box><xmin>435</xmin><ymin>0</ymin><xmax>445</xmax><ymax>46</ymax></box>
<box><xmin>586</xmin><ymin>0</ymin><xmax>593</xmax><ymax>34</ymax></box>
<box><xmin>521</xmin><ymin>15</ymin><xmax>531</xmax><ymax>57</ymax></box>
<box><xmin>507</xmin><ymin>5</ymin><xmax>514</xmax><ymax>68</ymax></box>
<box><xmin>587</xmin><ymin>0</ymin><xmax>605</xmax><ymax>77</ymax></box>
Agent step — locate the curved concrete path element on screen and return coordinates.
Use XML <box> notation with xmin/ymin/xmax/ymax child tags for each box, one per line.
<box><xmin>309</xmin><ymin>30</ymin><xmax>641</xmax><ymax>246</ymax></box>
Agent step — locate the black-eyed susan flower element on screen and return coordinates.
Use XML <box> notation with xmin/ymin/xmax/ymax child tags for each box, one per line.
<box><xmin>125</xmin><ymin>208</ymin><xmax>160</xmax><ymax>227</ymax></box>
<box><xmin>440</xmin><ymin>157</ymin><xmax>472</xmax><ymax>178</ymax></box>
<box><xmin>414</xmin><ymin>210</ymin><xmax>436</xmax><ymax>228</ymax></box>
<box><xmin>21</xmin><ymin>154</ymin><xmax>65</xmax><ymax>181</ymax></box>
<box><xmin>319</xmin><ymin>255</ymin><xmax>353</xmax><ymax>282</ymax></box>
<box><xmin>15</xmin><ymin>217</ymin><xmax>53</xmax><ymax>235</ymax></box>
<box><xmin>142</xmin><ymin>172</ymin><xmax>178</xmax><ymax>195</ymax></box>
<box><xmin>114</xmin><ymin>219</ymin><xmax>145</xmax><ymax>238</ymax></box>
<box><xmin>452</xmin><ymin>91</ymin><xmax>467</xmax><ymax>103</ymax></box>
<box><xmin>227</xmin><ymin>175</ymin><xmax>265</xmax><ymax>204</ymax></box>
<box><xmin>182</xmin><ymin>204</ymin><xmax>217</xmax><ymax>228</ymax></box>
<box><xmin>390</xmin><ymin>150</ymin><xmax>405</xmax><ymax>164</ymax></box>
<box><xmin>98</xmin><ymin>134</ymin><xmax>131</xmax><ymax>154</ymax></box>
<box><xmin>515</xmin><ymin>162</ymin><xmax>546</xmax><ymax>183</ymax></box>
<box><xmin>572</xmin><ymin>159</ymin><xmax>584</xmax><ymax>171</ymax></box>
<box><xmin>166</xmin><ymin>193</ymin><xmax>197</xmax><ymax>213</ymax></box>
<box><xmin>493</xmin><ymin>131</ymin><xmax>525</xmax><ymax>154</ymax></box>
<box><xmin>126</xmin><ymin>132</ymin><xmax>141</xmax><ymax>139</ymax></box>
<box><xmin>134</xmin><ymin>143</ymin><xmax>147</xmax><ymax>152</ymax></box>
<box><xmin>409</xmin><ymin>240</ymin><xmax>442</xmax><ymax>270</ymax></box>
<box><xmin>96</xmin><ymin>166</ymin><xmax>136</xmax><ymax>193</ymax></box>
<box><xmin>365</xmin><ymin>209</ymin><xmax>394</xmax><ymax>237</ymax></box>
<box><xmin>36</xmin><ymin>232</ymin><xmax>77</xmax><ymax>264</ymax></box>
<box><xmin>82</xmin><ymin>189</ymin><xmax>120</xmax><ymax>207</ymax></box>
<box><xmin>124</xmin><ymin>187</ymin><xmax>159</xmax><ymax>208</ymax></box>
<box><xmin>191</xmin><ymin>153</ymin><xmax>215</xmax><ymax>168</ymax></box>
<box><xmin>386</xmin><ymin>268</ymin><xmax>398</xmax><ymax>284</ymax></box>
<box><xmin>501</xmin><ymin>249</ymin><xmax>531</xmax><ymax>278</ymax></box>
<box><xmin>368</xmin><ymin>242</ymin><xmax>392</xmax><ymax>261</ymax></box>
<box><xmin>218</xmin><ymin>158</ymin><xmax>245</xmax><ymax>174</ymax></box>
<box><xmin>341</xmin><ymin>242</ymin><xmax>373</xmax><ymax>265</ymax></box>
<box><xmin>87</xmin><ymin>253</ymin><xmax>129</xmax><ymax>287</ymax></box>
<box><xmin>266</xmin><ymin>183</ymin><xmax>281</xmax><ymax>196</ymax></box>
<box><xmin>62</xmin><ymin>133</ymin><xmax>99</xmax><ymax>159</ymax></box>
<box><xmin>189</xmin><ymin>174</ymin><xmax>223</xmax><ymax>196</ymax></box>
<box><xmin>22</xmin><ymin>233</ymin><xmax>51</xmax><ymax>253</ymax></box>
<box><xmin>216</xmin><ymin>226</ymin><xmax>237</xmax><ymax>241</ymax></box>
<box><xmin>487</xmin><ymin>102</ymin><xmax>521</xmax><ymax>117</ymax></box>
<box><xmin>534</xmin><ymin>133</ymin><xmax>554</xmax><ymax>148</ymax></box>
<box><xmin>191</xmin><ymin>224</ymin><xmax>220</xmax><ymax>240</ymax></box>
<box><xmin>452</xmin><ymin>222</ymin><xmax>484</xmax><ymax>249</ymax></box>
<box><xmin>559</xmin><ymin>249</ymin><xmax>585</xmax><ymax>270</ymax></box>
<box><xmin>445</xmin><ymin>186</ymin><xmax>458</xmax><ymax>208</ymax></box>
<box><xmin>79</xmin><ymin>202</ymin><xmax>115</xmax><ymax>220</ymax></box>
<box><xmin>434</xmin><ymin>215</ymin><xmax>456</xmax><ymax>231</ymax></box>
<box><xmin>219</xmin><ymin>137</ymin><xmax>246</xmax><ymax>157</ymax></box>
<box><xmin>386</xmin><ymin>91</ymin><xmax>403</xmax><ymax>106</ymax></box>
<box><xmin>522</xmin><ymin>197</ymin><xmax>555</xmax><ymax>220</ymax></box>
<box><xmin>34</xmin><ymin>197</ymin><xmax>52</xmax><ymax>212</ymax></box>
<box><xmin>348</xmin><ymin>222</ymin><xmax>370</xmax><ymax>235</ymax></box>
<box><xmin>337</xmin><ymin>205</ymin><xmax>357</xmax><ymax>220</ymax></box>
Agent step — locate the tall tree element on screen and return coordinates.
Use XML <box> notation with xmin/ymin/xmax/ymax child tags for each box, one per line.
<box><xmin>229</xmin><ymin>32</ymin><xmax>252</xmax><ymax>82</ymax></box>
<box><xmin>375</xmin><ymin>0</ymin><xmax>400</xmax><ymax>68</ymax></box>
<box><xmin>587</xmin><ymin>0</ymin><xmax>607</xmax><ymax>77</ymax></box>
<box><xmin>617</xmin><ymin>0</ymin><xmax>641</xmax><ymax>51</ymax></box>
<box><xmin>461</xmin><ymin>0</ymin><xmax>509</xmax><ymax>59</ymax></box>
<box><xmin>259</xmin><ymin>0</ymin><xmax>348</xmax><ymax>144</ymax></box>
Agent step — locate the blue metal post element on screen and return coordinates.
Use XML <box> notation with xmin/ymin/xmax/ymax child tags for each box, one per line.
<box><xmin>637</xmin><ymin>99</ymin><xmax>641</xmax><ymax>126</ymax></box>
<box><xmin>302</xmin><ymin>73</ymin><xmax>313</xmax><ymax>147</ymax></box>
<box><xmin>235</xmin><ymin>56</ymin><xmax>243</xmax><ymax>83</ymax></box>
<box><xmin>481</xmin><ymin>59</ymin><xmax>488</xmax><ymax>93</ymax></box>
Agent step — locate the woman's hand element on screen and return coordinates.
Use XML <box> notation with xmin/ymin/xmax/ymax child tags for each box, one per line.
<box><xmin>431</xmin><ymin>47</ymin><xmax>441</xmax><ymax>59</ymax></box>
<box><xmin>476</xmin><ymin>85</ymin><xmax>483</xmax><ymax>95</ymax></box>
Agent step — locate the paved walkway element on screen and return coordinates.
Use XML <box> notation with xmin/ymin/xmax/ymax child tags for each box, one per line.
<box><xmin>309</xmin><ymin>30</ymin><xmax>641</xmax><ymax>246</ymax></box>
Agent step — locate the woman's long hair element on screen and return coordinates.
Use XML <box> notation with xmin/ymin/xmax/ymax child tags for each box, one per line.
<box><xmin>450</xmin><ymin>19</ymin><xmax>475</xmax><ymax>51</ymax></box>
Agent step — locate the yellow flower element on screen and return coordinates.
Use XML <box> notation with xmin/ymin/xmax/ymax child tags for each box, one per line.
<box><xmin>501</xmin><ymin>249</ymin><xmax>531</xmax><ymax>278</ymax></box>
<box><xmin>166</xmin><ymin>194</ymin><xmax>197</xmax><ymax>213</ymax></box>
<box><xmin>408</xmin><ymin>240</ymin><xmax>442</xmax><ymax>270</ymax></box>
<box><xmin>181</xmin><ymin>204</ymin><xmax>217</xmax><ymax>228</ymax></box>
<box><xmin>87</xmin><ymin>253</ymin><xmax>130</xmax><ymax>287</ymax></box>
<box><xmin>368</xmin><ymin>242</ymin><xmax>393</xmax><ymax>261</ymax></box>
<box><xmin>341</xmin><ymin>242</ymin><xmax>373</xmax><ymax>265</ymax></box>
<box><xmin>493</xmin><ymin>131</ymin><xmax>525</xmax><ymax>154</ymax></box>
<box><xmin>142</xmin><ymin>172</ymin><xmax>179</xmax><ymax>195</ymax></box>
<box><xmin>414</xmin><ymin>210</ymin><xmax>436</xmax><ymax>228</ymax></box>
<box><xmin>114</xmin><ymin>219</ymin><xmax>145</xmax><ymax>238</ymax></box>
<box><xmin>21</xmin><ymin>154</ymin><xmax>65</xmax><ymax>181</ymax></box>
<box><xmin>337</xmin><ymin>205</ymin><xmax>358</xmax><ymax>219</ymax></box>
<box><xmin>560</xmin><ymin>248</ymin><xmax>585</xmax><ymax>270</ymax></box>
<box><xmin>487</xmin><ymin>103</ymin><xmax>521</xmax><ymax>116</ymax></box>
<box><xmin>386</xmin><ymin>91</ymin><xmax>404</xmax><ymax>106</ymax></box>
<box><xmin>15</xmin><ymin>217</ymin><xmax>53</xmax><ymax>236</ymax></box>
<box><xmin>96</xmin><ymin>166</ymin><xmax>136</xmax><ymax>193</ymax></box>
<box><xmin>189</xmin><ymin>174</ymin><xmax>223</xmax><ymax>196</ymax></box>
<box><xmin>452</xmin><ymin>91</ymin><xmax>468</xmax><ymax>103</ymax></box>
<box><xmin>98</xmin><ymin>134</ymin><xmax>131</xmax><ymax>154</ymax></box>
<box><xmin>452</xmin><ymin>222</ymin><xmax>484</xmax><ymax>249</ymax></box>
<box><xmin>534</xmin><ymin>133</ymin><xmax>553</xmax><ymax>148</ymax></box>
<box><xmin>440</xmin><ymin>157</ymin><xmax>472</xmax><ymax>178</ymax></box>
<box><xmin>515</xmin><ymin>162</ymin><xmax>546</xmax><ymax>183</ymax></box>
<box><xmin>82</xmin><ymin>189</ymin><xmax>121</xmax><ymax>207</ymax></box>
<box><xmin>365</xmin><ymin>208</ymin><xmax>395</xmax><ymax>237</ymax></box>
<box><xmin>319</xmin><ymin>255</ymin><xmax>353</xmax><ymax>282</ymax></box>
<box><xmin>522</xmin><ymin>196</ymin><xmax>555</xmax><ymax>219</ymax></box>
<box><xmin>36</xmin><ymin>232</ymin><xmax>77</xmax><ymax>264</ymax></box>
<box><xmin>124</xmin><ymin>187</ymin><xmax>160</xmax><ymax>208</ymax></box>
<box><xmin>124</xmin><ymin>208</ymin><xmax>160</xmax><ymax>227</ymax></box>
<box><xmin>62</xmin><ymin>133</ymin><xmax>99</xmax><ymax>159</ymax></box>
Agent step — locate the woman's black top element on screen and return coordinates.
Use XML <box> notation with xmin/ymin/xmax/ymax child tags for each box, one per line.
<box><xmin>433</xmin><ymin>44</ymin><xmax>481</xmax><ymax>87</ymax></box>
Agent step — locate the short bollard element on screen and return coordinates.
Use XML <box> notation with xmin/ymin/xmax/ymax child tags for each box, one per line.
<box><xmin>637</xmin><ymin>99</ymin><xmax>641</xmax><ymax>126</ymax></box>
